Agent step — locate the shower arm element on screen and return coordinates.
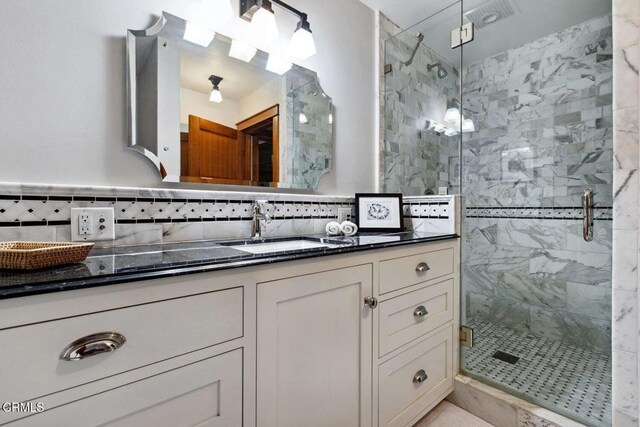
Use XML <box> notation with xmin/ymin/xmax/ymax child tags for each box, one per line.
<box><xmin>405</xmin><ymin>35</ymin><xmax>424</xmax><ymax>66</ymax></box>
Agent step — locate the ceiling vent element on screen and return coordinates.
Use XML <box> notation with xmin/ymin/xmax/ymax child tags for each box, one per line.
<box><xmin>464</xmin><ymin>0</ymin><xmax>519</xmax><ymax>28</ymax></box>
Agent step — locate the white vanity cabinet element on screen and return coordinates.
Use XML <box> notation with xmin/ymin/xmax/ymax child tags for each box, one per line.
<box><xmin>0</xmin><ymin>238</ymin><xmax>459</xmax><ymax>427</ymax></box>
<box><xmin>256</xmin><ymin>265</ymin><xmax>373</xmax><ymax>427</ymax></box>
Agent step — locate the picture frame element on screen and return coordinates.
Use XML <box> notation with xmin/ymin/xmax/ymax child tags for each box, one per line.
<box><xmin>354</xmin><ymin>193</ymin><xmax>405</xmax><ymax>233</ymax></box>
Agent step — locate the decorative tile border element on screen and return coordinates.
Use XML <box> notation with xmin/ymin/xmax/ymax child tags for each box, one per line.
<box><xmin>0</xmin><ymin>184</ymin><xmax>459</xmax><ymax>247</ymax></box>
<box><xmin>402</xmin><ymin>201</ymin><xmax>452</xmax><ymax>219</ymax></box>
<box><xmin>0</xmin><ymin>194</ymin><xmax>355</xmax><ymax>227</ymax></box>
<box><xmin>465</xmin><ymin>206</ymin><xmax>613</xmax><ymax>221</ymax></box>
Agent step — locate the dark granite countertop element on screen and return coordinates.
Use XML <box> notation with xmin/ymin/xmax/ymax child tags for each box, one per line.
<box><xmin>0</xmin><ymin>232</ymin><xmax>458</xmax><ymax>300</ymax></box>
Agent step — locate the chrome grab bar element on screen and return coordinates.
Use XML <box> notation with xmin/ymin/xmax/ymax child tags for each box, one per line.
<box><xmin>582</xmin><ymin>188</ymin><xmax>594</xmax><ymax>242</ymax></box>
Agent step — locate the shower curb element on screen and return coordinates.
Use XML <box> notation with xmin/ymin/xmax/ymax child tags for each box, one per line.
<box><xmin>447</xmin><ymin>375</ymin><xmax>588</xmax><ymax>427</ymax></box>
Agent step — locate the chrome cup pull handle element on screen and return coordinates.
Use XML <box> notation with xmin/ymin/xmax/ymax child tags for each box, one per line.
<box><xmin>414</xmin><ymin>306</ymin><xmax>428</xmax><ymax>318</ymax></box>
<box><xmin>413</xmin><ymin>369</ymin><xmax>428</xmax><ymax>384</ymax></box>
<box><xmin>582</xmin><ymin>188</ymin><xmax>594</xmax><ymax>242</ymax></box>
<box><xmin>60</xmin><ymin>332</ymin><xmax>126</xmax><ymax>361</ymax></box>
<box><xmin>416</xmin><ymin>262</ymin><xmax>430</xmax><ymax>273</ymax></box>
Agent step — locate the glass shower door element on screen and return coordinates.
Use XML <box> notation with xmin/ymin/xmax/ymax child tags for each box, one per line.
<box><xmin>381</xmin><ymin>1</ymin><xmax>463</xmax><ymax>196</ymax></box>
<box><xmin>459</xmin><ymin>2</ymin><xmax>613</xmax><ymax>425</ymax></box>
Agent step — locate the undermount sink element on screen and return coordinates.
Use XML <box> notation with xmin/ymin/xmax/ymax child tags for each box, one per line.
<box><xmin>222</xmin><ymin>238</ymin><xmax>343</xmax><ymax>255</ymax></box>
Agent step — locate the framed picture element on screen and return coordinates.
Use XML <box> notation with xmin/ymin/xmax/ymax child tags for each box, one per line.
<box><xmin>355</xmin><ymin>193</ymin><xmax>405</xmax><ymax>233</ymax></box>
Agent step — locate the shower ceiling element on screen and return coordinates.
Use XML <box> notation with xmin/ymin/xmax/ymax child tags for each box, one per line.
<box><xmin>360</xmin><ymin>0</ymin><xmax>611</xmax><ymax>64</ymax></box>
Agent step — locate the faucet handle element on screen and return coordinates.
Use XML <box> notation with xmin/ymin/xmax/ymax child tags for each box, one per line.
<box><xmin>253</xmin><ymin>200</ymin><xmax>273</xmax><ymax>223</ymax></box>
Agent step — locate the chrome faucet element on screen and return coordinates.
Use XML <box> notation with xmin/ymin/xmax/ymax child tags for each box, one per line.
<box><xmin>251</xmin><ymin>200</ymin><xmax>272</xmax><ymax>239</ymax></box>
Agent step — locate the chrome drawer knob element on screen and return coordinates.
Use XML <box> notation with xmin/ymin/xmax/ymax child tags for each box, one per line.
<box><xmin>414</xmin><ymin>306</ymin><xmax>428</xmax><ymax>318</ymax></box>
<box><xmin>415</xmin><ymin>262</ymin><xmax>430</xmax><ymax>273</ymax></box>
<box><xmin>413</xmin><ymin>369</ymin><xmax>428</xmax><ymax>384</ymax></box>
<box><xmin>60</xmin><ymin>332</ymin><xmax>126</xmax><ymax>361</ymax></box>
<box><xmin>364</xmin><ymin>296</ymin><xmax>378</xmax><ymax>309</ymax></box>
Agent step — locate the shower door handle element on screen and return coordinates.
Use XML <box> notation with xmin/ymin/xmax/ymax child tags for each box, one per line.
<box><xmin>582</xmin><ymin>188</ymin><xmax>594</xmax><ymax>242</ymax></box>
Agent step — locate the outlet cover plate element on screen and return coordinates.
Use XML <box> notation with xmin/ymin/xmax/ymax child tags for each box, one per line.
<box><xmin>71</xmin><ymin>208</ymin><xmax>115</xmax><ymax>242</ymax></box>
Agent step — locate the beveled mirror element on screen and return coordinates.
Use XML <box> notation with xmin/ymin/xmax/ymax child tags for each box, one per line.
<box><xmin>127</xmin><ymin>12</ymin><xmax>333</xmax><ymax>190</ymax></box>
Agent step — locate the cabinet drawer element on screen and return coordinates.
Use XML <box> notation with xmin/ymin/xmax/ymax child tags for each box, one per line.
<box><xmin>1</xmin><ymin>288</ymin><xmax>243</xmax><ymax>403</ymax></box>
<box><xmin>379</xmin><ymin>326</ymin><xmax>454</xmax><ymax>427</ymax></box>
<box><xmin>379</xmin><ymin>248</ymin><xmax>454</xmax><ymax>294</ymax></box>
<box><xmin>12</xmin><ymin>349</ymin><xmax>243</xmax><ymax>427</ymax></box>
<box><xmin>379</xmin><ymin>278</ymin><xmax>453</xmax><ymax>356</ymax></box>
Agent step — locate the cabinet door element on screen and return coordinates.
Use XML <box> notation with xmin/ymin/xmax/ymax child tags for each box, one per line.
<box><xmin>257</xmin><ymin>265</ymin><xmax>373</xmax><ymax>427</ymax></box>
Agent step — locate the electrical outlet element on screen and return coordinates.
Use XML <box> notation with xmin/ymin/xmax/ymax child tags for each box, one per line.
<box><xmin>71</xmin><ymin>208</ymin><xmax>115</xmax><ymax>242</ymax></box>
<box><xmin>337</xmin><ymin>208</ymin><xmax>351</xmax><ymax>223</ymax></box>
<box><xmin>78</xmin><ymin>213</ymin><xmax>92</xmax><ymax>235</ymax></box>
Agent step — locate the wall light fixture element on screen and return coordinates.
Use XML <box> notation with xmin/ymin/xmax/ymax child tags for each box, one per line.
<box><xmin>240</xmin><ymin>0</ymin><xmax>317</xmax><ymax>60</ymax></box>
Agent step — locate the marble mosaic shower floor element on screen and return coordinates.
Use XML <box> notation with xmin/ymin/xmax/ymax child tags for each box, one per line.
<box><xmin>463</xmin><ymin>318</ymin><xmax>612</xmax><ymax>427</ymax></box>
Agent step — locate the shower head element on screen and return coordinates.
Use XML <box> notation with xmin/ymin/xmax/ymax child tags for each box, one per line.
<box><xmin>427</xmin><ymin>62</ymin><xmax>448</xmax><ymax>79</ymax></box>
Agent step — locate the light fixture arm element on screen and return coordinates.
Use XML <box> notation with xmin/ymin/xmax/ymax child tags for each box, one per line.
<box><xmin>240</xmin><ymin>0</ymin><xmax>310</xmax><ymax>26</ymax></box>
<box><xmin>270</xmin><ymin>0</ymin><xmax>305</xmax><ymax>20</ymax></box>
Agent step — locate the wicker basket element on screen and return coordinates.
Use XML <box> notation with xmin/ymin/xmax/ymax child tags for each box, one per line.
<box><xmin>0</xmin><ymin>242</ymin><xmax>95</xmax><ymax>270</ymax></box>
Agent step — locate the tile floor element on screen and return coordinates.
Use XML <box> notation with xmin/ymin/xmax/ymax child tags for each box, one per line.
<box><xmin>414</xmin><ymin>401</ymin><xmax>494</xmax><ymax>426</ymax></box>
<box><xmin>463</xmin><ymin>318</ymin><xmax>612</xmax><ymax>427</ymax></box>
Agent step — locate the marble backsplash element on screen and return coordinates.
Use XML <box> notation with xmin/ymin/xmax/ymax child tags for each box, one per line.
<box><xmin>0</xmin><ymin>182</ymin><xmax>458</xmax><ymax>247</ymax></box>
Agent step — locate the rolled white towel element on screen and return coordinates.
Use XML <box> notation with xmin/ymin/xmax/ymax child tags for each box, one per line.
<box><xmin>325</xmin><ymin>221</ymin><xmax>342</xmax><ymax>236</ymax></box>
<box><xmin>340</xmin><ymin>221</ymin><xmax>358</xmax><ymax>237</ymax></box>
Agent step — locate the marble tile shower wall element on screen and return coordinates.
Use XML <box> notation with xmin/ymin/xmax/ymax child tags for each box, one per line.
<box><xmin>462</xmin><ymin>15</ymin><xmax>614</xmax><ymax>355</ymax></box>
<box><xmin>380</xmin><ymin>13</ymin><xmax>460</xmax><ymax>196</ymax></box>
<box><xmin>461</xmin><ymin>14</ymin><xmax>613</xmax><ymax>207</ymax></box>
<box><xmin>611</xmin><ymin>0</ymin><xmax>640</xmax><ymax>424</ymax></box>
<box><xmin>464</xmin><ymin>216</ymin><xmax>612</xmax><ymax>353</ymax></box>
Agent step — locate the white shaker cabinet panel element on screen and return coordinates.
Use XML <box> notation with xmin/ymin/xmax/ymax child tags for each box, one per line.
<box><xmin>256</xmin><ymin>265</ymin><xmax>374</xmax><ymax>427</ymax></box>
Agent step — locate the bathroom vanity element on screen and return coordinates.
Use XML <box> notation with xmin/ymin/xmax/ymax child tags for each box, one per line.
<box><xmin>0</xmin><ymin>232</ymin><xmax>459</xmax><ymax>426</ymax></box>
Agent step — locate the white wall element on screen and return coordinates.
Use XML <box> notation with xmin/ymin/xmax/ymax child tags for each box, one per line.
<box><xmin>236</xmin><ymin>79</ymin><xmax>280</xmax><ymax>121</ymax></box>
<box><xmin>180</xmin><ymin>87</ymin><xmax>239</xmax><ymax>129</ymax></box>
<box><xmin>0</xmin><ymin>0</ymin><xmax>376</xmax><ymax>195</ymax></box>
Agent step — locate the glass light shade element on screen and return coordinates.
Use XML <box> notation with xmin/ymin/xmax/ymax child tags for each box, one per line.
<box><xmin>250</xmin><ymin>7</ymin><xmax>279</xmax><ymax>46</ymax></box>
<box><xmin>289</xmin><ymin>28</ymin><xmax>316</xmax><ymax>60</ymax></box>
<box><xmin>183</xmin><ymin>22</ymin><xmax>216</xmax><ymax>47</ymax></box>
<box><xmin>299</xmin><ymin>113</ymin><xmax>309</xmax><ymax>124</ymax></box>
<box><xmin>183</xmin><ymin>0</ymin><xmax>233</xmax><ymax>46</ymax></box>
<box><xmin>209</xmin><ymin>88</ymin><xmax>223</xmax><ymax>103</ymax></box>
<box><xmin>443</xmin><ymin>108</ymin><xmax>461</xmax><ymax>125</ymax></box>
<box><xmin>266</xmin><ymin>52</ymin><xmax>292</xmax><ymax>75</ymax></box>
<box><xmin>229</xmin><ymin>38</ymin><xmax>257</xmax><ymax>62</ymax></box>
<box><xmin>462</xmin><ymin>119</ymin><xmax>475</xmax><ymax>133</ymax></box>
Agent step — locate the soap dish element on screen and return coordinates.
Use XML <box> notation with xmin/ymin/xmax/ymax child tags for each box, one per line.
<box><xmin>0</xmin><ymin>242</ymin><xmax>95</xmax><ymax>270</ymax></box>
